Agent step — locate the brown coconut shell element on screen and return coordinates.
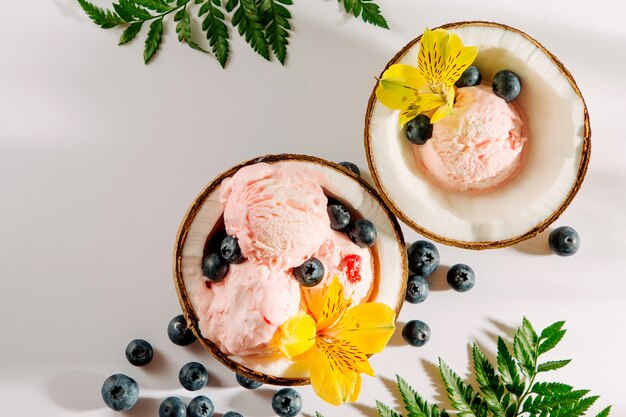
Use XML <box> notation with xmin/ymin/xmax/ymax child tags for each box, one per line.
<box><xmin>173</xmin><ymin>153</ymin><xmax>407</xmax><ymax>385</ymax></box>
<box><xmin>364</xmin><ymin>21</ymin><xmax>591</xmax><ymax>250</ymax></box>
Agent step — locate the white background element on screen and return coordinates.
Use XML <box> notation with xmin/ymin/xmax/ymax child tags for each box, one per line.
<box><xmin>2</xmin><ymin>0</ymin><xmax>625</xmax><ymax>416</ymax></box>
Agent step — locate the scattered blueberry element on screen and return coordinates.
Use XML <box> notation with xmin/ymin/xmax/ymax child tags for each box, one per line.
<box><xmin>347</xmin><ymin>219</ymin><xmax>377</xmax><ymax>248</ymax></box>
<box><xmin>407</xmin><ymin>240</ymin><xmax>439</xmax><ymax>277</ymax></box>
<box><xmin>202</xmin><ymin>253</ymin><xmax>229</xmax><ymax>282</ymax></box>
<box><xmin>447</xmin><ymin>264</ymin><xmax>475</xmax><ymax>292</ymax></box>
<box><xmin>167</xmin><ymin>314</ymin><xmax>196</xmax><ymax>346</ymax></box>
<box><xmin>492</xmin><ymin>70</ymin><xmax>521</xmax><ymax>102</ymax></box>
<box><xmin>402</xmin><ymin>320</ymin><xmax>431</xmax><ymax>347</ymax></box>
<box><xmin>272</xmin><ymin>388</ymin><xmax>303</xmax><ymax>417</ymax></box>
<box><xmin>327</xmin><ymin>204</ymin><xmax>351</xmax><ymax>231</ymax></box>
<box><xmin>236</xmin><ymin>373</ymin><xmax>263</xmax><ymax>389</ymax></box>
<box><xmin>159</xmin><ymin>397</ymin><xmax>187</xmax><ymax>417</ymax></box>
<box><xmin>405</xmin><ymin>114</ymin><xmax>433</xmax><ymax>145</ymax></box>
<box><xmin>179</xmin><ymin>362</ymin><xmax>209</xmax><ymax>391</ymax></box>
<box><xmin>101</xmin><ymin>374</ymin><xmax>139</xmax><ymax>411</ymax></box>
<box><xmin>339</xmin><ymin>161</ymin><xmax>360</xmax><ymax>176</ymax></box>
<box><xmin>455</xmin><ymin>65</ymin><xmax>482</xmax><ymax>87</ymax></box>
<box><xmin>549</xmin><ymin>226</ymin><xmax>580</xmax><ymax>256</ymax></box>
<box><xmin>125</xmin><ymin>339</ymin><xmax>153</xmax><ymax>366</ymax></box>
<box><xmin>223</xmin><ymin>412</ymin><xmax>243</xmax><ymax>417</ymax></box>
<box><xmin>220</xmin><ymin>235</ymin><xmax>245</xmax><ymax>264</ymax></box>
<box><xmin>188</xmin><ymin>395</ymin><xmax>214</xmax><ymax>417</ymax></box>
<box><xmin>405</xmin><ymin>274</ymin><xmax>429</xmax><ymax>304</ymax></box>
<box><xmin>293</xmin><ymin>257</ymin><xmax>325</xmax><ymax>287</ymax></box>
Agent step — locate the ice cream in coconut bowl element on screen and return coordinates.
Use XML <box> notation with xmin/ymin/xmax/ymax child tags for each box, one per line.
<box><xmin>366</xmin><ymin>21</ymin><xmax>590</xmax><ymax>249</ymax></box>
<box><xmin>173</xmin><ymin>154</ymin><xmax>407</xmax><ymax>405</ymax></box>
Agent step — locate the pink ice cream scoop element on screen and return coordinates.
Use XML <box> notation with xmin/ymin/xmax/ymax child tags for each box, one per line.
<box><xmin>221</xmin><ymin>163</ymin><xmax>330</xmax><ymax>269</ymax></box>
<box><xmin>415</xmin><ymin>84</ymin><xmax>527</xmax><ymax>192</ymax></box>
<box><xmin>303</xmin><ymin>231</ymin><xmax>374</xmax><ymax>306</ymax></box>
<box><xmin>196</xmin><ymin>261</ymin><xmax>301</xmax><ymax>357</ymax></box>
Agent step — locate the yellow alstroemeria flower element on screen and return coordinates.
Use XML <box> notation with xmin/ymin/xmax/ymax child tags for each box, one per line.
<box><xmin>376</xmin><ymin>27</ymin><xmax>478</xmax><ymax>126</ymax></box>
<box><xmin>279</xmin><ymin>277</ymin><xmax>396</xmax><ymax>406</ymax></box>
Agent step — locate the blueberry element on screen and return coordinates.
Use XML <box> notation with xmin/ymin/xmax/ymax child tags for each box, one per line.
<box><xmin>159</xmin><ymin>397</ymin><xmax>186</xmax><ymax>417</ymax></box>
<box><xmin>168</xmin><ymin>314</ymin><xmax>197</xmax><ymax>346</ymax></box>
<box><xmin>101</xmin><ymin>374</ymin><xmax>139</xmax><ymax>411</ymax></box>
<box><xmin>402</xmin><ymin>320</ymin><xmax>431</xmax><ymax>347</ymax></box>
<box><xmin>455</xmin><ymin>65</ymin><xmax>482</xmax><ymax>87</ymax></box>
<box><xmin>447</xmin><ymin>264</ymin><xmax>475</xmax><ymax>292</ymax></box>
<box><xmin>235</xmin><ymin>373</ymin><xmax>263</xmax><ymax>389</ymax></box>
<box><xmin>405</xmin><ymin>114</ymin><xmax>433</xmax><ymax>145</ymax></box>
<box><xmin>492</xmin><ymin>70</ymin><xmax>521</xmax><ymax>102</ymax></box>
<box><xmin>549</xmin><ymin>226</ymin><xmax>580</xmax><ymax>256</ymax></box>
<box><xmin>405</xmin><ymin>274</ymin><xmax>429</xmax><ymax>304</ymax></box>
<box><xmin>293</xmin><ymin>257</ymin><xmax>325</xmax><ymax>287</ymax></box>
<box><xmin>327</xmin><ymin>204</ymin><xmax>351</xmax><ymax>231</ymax></box>
<box><xmin>179</xmin><ymin>362</ymin><xmax>208</xmax><ymax>391</ymax></box>
<box><xmin>272</xmin><ymin>388</ymin><xmax>303</xmax><ymax>417</ymax></box>
<box><xmin>339</xmin><ymin>161</ymin><xmax>360</xmax><ymax>176</ymax></box>
<box><xmin>188</xmin><ymin>395</ymin><xmax>214</xmax><ymax>417</ymax></box>
<box><xmin>202</xmin><ymin>253</ymin><xmax>228</xmax><ymax>282</ymax></box>
<box><xmin>407</xmin><ymin>240</ymin><xmax>439</xmax><ymax>277</ymax></box>
<box><xmin>220</xmin><ymin>235</ymin><xmax>245</xmax><ymax>264</ymax></box>
<box><xmin>125</xmin><ymin>339</ymin><xmax>153</xmax><ymax>366</ymax></box>
<box><xmin>347</xmin><ymin>219</ymin><xmax>377</xmax><ymax>248</ymax></box>
<box><xmin>223</xmin><ymin>412</ymin><xmax>243</xmax><ymax>417</ymax></box>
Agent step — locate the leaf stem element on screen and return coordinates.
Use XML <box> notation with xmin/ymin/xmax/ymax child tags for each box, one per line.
<box><xmin>514</xmin><ymin>337</ymin><xmax>540</xmax><ymax>416</ymax></box>
<box><xmin>128</xmin><ymin>0</ymin><xmax>191</xmax><ymax>23</ymax></box>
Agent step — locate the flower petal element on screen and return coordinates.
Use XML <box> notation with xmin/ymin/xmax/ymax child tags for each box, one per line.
<box><xmin>316</xmin><ymin>277</ymin><xmax>350</xmax><ymax>331</ymax></box>
<box><xmin>441</xmin><ymin>45</ymin><xmax>478</xmax><ymax>87</ymax></box>
<box><xmin>319</xmin><ymin>337</ymin><xmax>374</xmax><ymax>376</ymax></box>
<box><xmin>430</xmin><ymin>102</ymin><xmax>453</xmax><ymax>124</ymax></box>
<box><xmin>310</xmin><ymin>346</ymin><xmax>360</xmax><ymax>406</ymax></box>
<box><xmin>309</xmin><ymin>338</ymin><xmax>373</xmax><ymax>405</ymax></box>
<box><xmin>417</xmin><ymin>27</ymin><xmax>448</xmax><ymax>83</ymax></box>
<box><xmin>278</xmin><ymin>312</ymin><xmax>316</xmax><ymax>359</ymax></box>
<box><xmin>336</xmin><ymin>302</ymin><xmax>396</xmax><ymax>354</ymax></box>
<box><xmin>376</xmin><ymin>64</ymin><xmax>427</xmax><ymax>109</ymax></box>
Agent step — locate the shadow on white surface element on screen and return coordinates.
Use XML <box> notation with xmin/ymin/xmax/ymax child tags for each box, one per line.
<box><xmin>387</xmin><ymin>321</ymin><xmax>406</xmax><ymax>348</ymax></box>
<box><xmin>46</xmin><ymin>370</ymin><xmax>105</xmax><ymax>412</ymax></box>
<box><xmin>426</xmin><ymin>265</ymin><xmax>452</xmax><ymax>291</ymax></box>
<box><xmin>512</xmin><ymin>228</ymin><xmax>553</xmax><ymax>256</ymax></box>
<box><xmin>420</xmin><ymin>358</ymin><xmax>454</xmax><ymax>410</ymax></box>
<box><xmin>350</xmin><ymin>401</ymin><xmax>380</xmax><ymax>417</ymax></box>
<box><xmin>229</xmin><ymin>388</ymin><xmax>275</xmax><ymax>417</ymax></box>
<box><xmin>124</xmin><ymin>397</ymin><xmax>162</xmax><ymax>417</ymax></box>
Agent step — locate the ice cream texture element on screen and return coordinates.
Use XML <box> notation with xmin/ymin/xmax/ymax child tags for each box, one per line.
<box><xmin>303</xmin><ymin>230</ymin><xmax>374</xmax><ymax>306</ymax></box>
<box><xmin>196</xmin><ymin>262</ymin><xmax>301</xmax><ymax>356</ymax></box>
<box><xmin>414</xmin><ymin>84</ymin><xmax>527</xmax><ymax>192</ymax></box>
<box><xmin>221</xmin><ymin>163</ymin><xmax>330</xmax><ymax>269</ymax></box>
<box><xmin>191</xmin><ymin>163</ymin><xmax>375</xmax><ymax>358</ymax></box>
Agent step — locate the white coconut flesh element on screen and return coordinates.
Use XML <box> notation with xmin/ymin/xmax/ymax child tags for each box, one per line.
<box><xmin>179</xmin><ymin>159</ymin><xmax>405</xmax><ymax>379</ymax></box>
<box><xmin>368</xmin><ymin>24</ymin><xmax>587</xmax><ymax>245</ymax></box>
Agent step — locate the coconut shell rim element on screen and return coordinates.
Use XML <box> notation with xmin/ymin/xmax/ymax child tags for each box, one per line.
<box><xmin>173</xmin><ymin>153</ymin><xmax>408</xmax><ymax>385</ymax></box>
<box><xmin>364</xmin><ymin>20</ymin><xmax>591</xmax><ymax>250</ymax></box>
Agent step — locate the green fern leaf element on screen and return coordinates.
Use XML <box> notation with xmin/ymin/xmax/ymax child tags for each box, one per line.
<box><xmin>119</xmin><ymin>21</ymin><xmax>143</xmax><ymax>44</ymax></box>
<box><xmin>439</xmin><ymin>358</ymin><xmax>483</xmax><ymax>417</ymax></box>
<box><xmin>258</xmin><ymin>0</ymin><xmax>291</xmax><ymax>64</ymax></box>
<box><xmin>231</xmin><ymin>0</ymin><xmax>270</xmax><ymax>60</ymax></box>
<box><xmin>199</xmin><ymin>0</ymin><xmax>230</xmax><ymax>67</ymax></box>
<box><xmin>338</xmin><ymin>0</ymin><xmax>388</xmax><ymax>29</ymax></box>
<box><xmin>376</xmin><ymin>400</ymin><xmax>403</xmax><ymax>417</ymax></box>
<box><xmin>472</xmin><ymin>344</ymin><xmax>507</xmax><ymax>416</ymax></box>
<box><xmin>143</xmin><ymin>17</ymin><xmax>163</xmax><ymax>63</ymax></box>
<box><xmin>537</xmin><ymin>359</ymin><xmax>571</xmax><ymax>373</ymax></box>
<box><xmin>78</xmin><ymin>0</ymin><xmax>124</xmax><ymax>28</ymax></box>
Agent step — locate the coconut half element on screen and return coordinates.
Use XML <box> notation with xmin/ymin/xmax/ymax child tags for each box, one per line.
<box><xmin>365</xmin><ymin>21</ymin><xmax>590</xmax><ymax>249</ymax></box>
<box><xmin>173</xmin><ymin>154</ymin><xmax>407</xmax><ymax>385</ymax></box>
